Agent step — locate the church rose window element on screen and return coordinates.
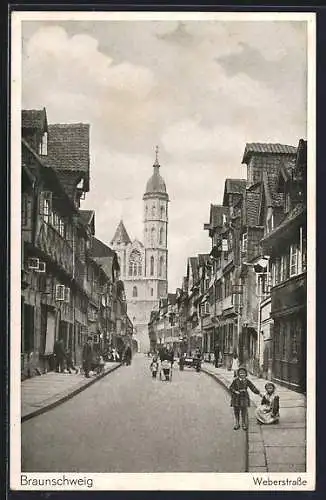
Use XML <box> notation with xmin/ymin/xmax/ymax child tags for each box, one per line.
<box><xmin>129</xmin><ymin>250</ymin><xmax>142</xmax><ymax>277</ymax></box>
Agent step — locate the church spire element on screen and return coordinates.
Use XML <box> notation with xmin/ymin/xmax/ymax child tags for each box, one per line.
<box><xmin>154</xmin><ymin>145</ymin><xmax>160</xmax><ymax>167</ymax></box>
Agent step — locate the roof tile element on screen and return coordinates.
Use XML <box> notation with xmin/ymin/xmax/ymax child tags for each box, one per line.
<box><xmin>242</xmin><ymin>143</ymin><xmax>297</xmax><ymax>164</ymax></box>
<box><xmin>46</xmin><ymin>123</ymin><xmax>90</xmax><ymax>173</ymax></box>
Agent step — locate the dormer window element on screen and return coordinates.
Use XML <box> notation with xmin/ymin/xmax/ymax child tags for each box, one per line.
<box><xmin>39</xmin><ymin>132</ymin><xmax>48</xmax><ymax>156</ymax></box>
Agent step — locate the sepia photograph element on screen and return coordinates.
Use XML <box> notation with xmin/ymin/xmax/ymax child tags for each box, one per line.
<box><xmin>10</xmin><ymin>10</ymin><xmax>315</xmax><ymax>491</ymax></box>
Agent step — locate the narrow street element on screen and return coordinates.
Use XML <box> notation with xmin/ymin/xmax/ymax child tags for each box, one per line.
<box><xmin>22</xmin><ymin>355</ymin><xmax>246</xmax><ymax>473</ymax></box>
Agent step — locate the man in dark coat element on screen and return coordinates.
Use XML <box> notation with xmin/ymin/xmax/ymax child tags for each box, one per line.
<box><xmin>124</xmin><ymin>344</ymin><xmax>132</xmax><ymax>365</ymax></box>
<box><xmin>214</xmin><ymin>344</ymin><xmax>220</xmax><ymax>368</ymax></box>
<box><xmin>82</xmin><ymin>337</ymin><xmax>93</xmax><ymax>378</ymax></box>
<box><xmin>54</xmin><ymin>339</ymin><xmax>66</xmax><ymax>373</ymax></box>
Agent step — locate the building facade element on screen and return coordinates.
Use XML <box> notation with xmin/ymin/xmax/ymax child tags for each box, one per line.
<box><xmin>110</xmin><ymin>150</ymin><xmax>169</xmax><ymax>352</ymax></box>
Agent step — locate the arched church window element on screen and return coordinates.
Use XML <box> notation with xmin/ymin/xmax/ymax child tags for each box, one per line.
<box><xmin>151</xmin><ymin>288</ymin><xmax>154</xmax><ymax>297</ymax></box>
<box><xmin>151</xmin><ymin>227</ymin><xmax>155</xmax><ymax>246</ymax></box>
<box><xmin>150</xmin><ymin>256</ymin><xmax>154</xmax><ymax>276</ymax></box>
<box><xmin>159</xmin><ymin>256</ymin><xmax>164</xmax><ymax>277</ymax></box>
<box><xmin>159</xmin><ymin>227</ymin><xmax>164</xmax><ymax>245</ymax></box>
<box><xmin>152</xmin><ymin>205</ymin><xmax>156</xmax><ymax>217</ymax></box>
<box><xmin>161</xmin><ymin>206</ymin><xmax>165</xmax><ymax>218</ymax></box>
<box><xmin>145</xmin><ymin>205</ymin><xmax>148</xmax><ymax>217</ymax></box>
<box><xmin>129</xmin><ymin>250</ymin><xmax>142</xmax><ymax>277</ymax></box>
<box><xmin>133</xmin><ymin>286</ymin><xmax>138</xmax><ymax>298</ymax></box>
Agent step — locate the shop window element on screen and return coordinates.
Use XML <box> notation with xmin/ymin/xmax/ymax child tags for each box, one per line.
<box><xmin>290</xmin><ymin>319</ymin><xmax>298</xmax><ymax>360</ymax></box>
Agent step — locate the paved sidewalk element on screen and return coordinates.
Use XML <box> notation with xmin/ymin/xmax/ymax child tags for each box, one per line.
<box><xmin>21</xmin><ymin>362</ymin><xmax>121</xmax><ymax>422</ymax></box>
<box><xmin>202</xmin><ymin>363</ymin><xmax>306</xmax><ymax>473</ymax></box>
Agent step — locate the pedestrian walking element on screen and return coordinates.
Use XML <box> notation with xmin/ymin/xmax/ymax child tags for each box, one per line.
<box><xmin>82</xmin><ymin>337</ymin><xmax>93</xmax><ymax>378</ymax></box>
<box><xmin>214</xmin><ymin>344</ymin><xmax>220</xmax><ymax>368</ymax></box>
<box><xmin>229</xmin><ymin>366</ymin><xmax>262</xmax><ymax>430</ymax></box>
<box><xmin>54</xmin><ymin>339</ymin><xmax>66</xmax><ymax>373</ymax></box>
<box><xmin>231</xmin><ymin>351</ymin><xmax>240</xmax><ymax>377</ymax></box>
<box><xmin>124</xmin><ymin>344</ymin><xmax>132</xmax><ymax>366</ymax></box>
<box><xmin>255</xmin><ymin>382</ymin><xmax>280</xmax><ymax>425</ymax></box>
<box><xmin>65</xmin><ymin>348</ymin><xmax>78</xmax><ymax>374</ymax></box>
<box><xmin>150</xmin><ymin>356</ymin><xmax>159</xmax><ymax>379</ymax></box>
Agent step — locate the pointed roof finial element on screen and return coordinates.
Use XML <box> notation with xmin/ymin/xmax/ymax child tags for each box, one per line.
<box><xmin>154</xmin><ymin>145</ymin><xmax>159</xmax><ymax>166</ymax></box>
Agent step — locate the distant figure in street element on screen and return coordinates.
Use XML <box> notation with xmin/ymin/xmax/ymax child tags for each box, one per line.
<box><xmin>82</xmin><ymin>337</ymin><xmax>93</xmax><ymax>378</ymax></box>
<box><xmin>231</xmin><ymin>352</ymin><xmax>240</xmax><ymax>377</ymax></box>
<box><xmin>124</xmin><ymin>345</ymin><xmax>132</xmax><ymax>366</ymax></box>
<box><xmin>150</xmin><ymin>356</ymin><xmax>159</xmax><ymax>379</ymax></box>
<box><xmin>214</xmin><ymin>344</ymin><xmax>220</xmax><ymax>368</ymax></box>
<box><xmin>65</xmin><ymin>348</ymin><xmax>78</xmax><ymax>374</ymax></box>
<box><xmin>54</xmin><ymin>339</ymin><xmax>66</xmax><ymax>373</ymax></box>
<box><xmin>229</xmin><ymin>367</ymin><xmax>262</xmax><ymax>430</ymax></box>
<box><xmin>256</xmin><ymin>382</ymin><xmax>280</xmax><ymax>425</ymax></box>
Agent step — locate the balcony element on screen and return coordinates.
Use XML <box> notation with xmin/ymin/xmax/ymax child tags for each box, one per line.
<box><xmin>214</xmin><ymin>300</ymin><xmax>223</xmax><ymax>316</ymax></box>
<box><xmin>222</xmin><ymin>295</ymin><xmax>233</xmax><ymax>311</ymax></box>
<box><xmin>37</xmin><ymin>223</ymin><xmax>73</xmax><ymax>276</ymax></box>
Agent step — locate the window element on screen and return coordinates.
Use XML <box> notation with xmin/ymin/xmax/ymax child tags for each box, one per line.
<box><xmin>151</xmin><ymin>288</ymin><xmax>154</xmax><ymax>297</ymax></box>
<box><xmin>150</xmin><ymin>256</ymin><xmax>154</xmax><ymax>276</ymax></box>
<box><xmin>159</xmin><ymin>227</ymin><xmax>163</xmax><ymax>245</ymax></box>
<box><xmin>284</xmin><ymin>192</ymin><xmax>291</xmax><ymax>213</ymax></box>
<box><xmin>274</xmin><ymin>324</ymin><xmax>280</xmax><ymax>358</ymax></box>
<box><xmin>129</xmin><ymin>250</ymin><xmax>142</xmax><ymax>277</ymax></box>
<box><xmin>159</xmin><ymin>256</ymin><xmax>164</xmax><ymax>277</ymax></box>
<box><xmin>39</xmin><ymin>132</ymin><xmax>48</xmax><ymax>156</ymax></box>
<box><xmin>242</xmin><ymin>233</ymin><xmax>248</xmax><ymax>254</ymax></box>
<box><xmin>152</xmin><ymin>205</ymin><xmax>156</xmax><ymax>217</ymax></box>
<box><xmin>161</xmin><ymin>206</ymin><xmax>165</xmax><ymax>218</ymax></box>
<box><xmin>280</xmin><ymin>254</ymin><xmax>289</xmax><ymax>282</ymax></box>
<box><xmin>290</xmin><ymin>244</ymin><xmax>299</xmax><ymax>277</ymax></box>
<box><xmin>267</xmin><ymin>214</ymin><xmax>274</xmax><ymax>233</ymax></box>
<box><xmin>151</xmin><ymin>227</ymin><xmax>155</xmax><ymax>246</ymax></box>
<box><xmin>132</xmin><ymin>286</ymin><xmax>138</xmax><ymax>298</ymax></box>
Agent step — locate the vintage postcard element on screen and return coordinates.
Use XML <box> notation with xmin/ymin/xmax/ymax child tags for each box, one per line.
<box><xmin>10</xmin><ymin>10</ymin><xmax>316</xmax><ymax>491</ymax></box>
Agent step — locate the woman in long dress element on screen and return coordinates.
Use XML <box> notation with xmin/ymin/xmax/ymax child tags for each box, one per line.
<box><xmin>256</xmin><ymin>382</ymin><xmax>280</xmax><ymax>424</ymax></box>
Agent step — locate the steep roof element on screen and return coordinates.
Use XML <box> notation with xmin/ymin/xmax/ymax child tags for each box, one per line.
<box><xmin>22</xmin><ymin>108</ymin><xmax>48</xmax><ymax>131</ymax></box>
<box><xmin>46</xmin><ymin>123</ymin><xmax>90</xmax><ymax>173</ymax></box>
<box><xmin>79</xmin><ymin>210</ymin><xmax>94</xmax><ymax>226</ymax></box>
<box><xmin>223</xmin><ymin>178</ymin><xmax>246</xmax><ymax>199</ymax></box>
<box><xmin>90</xmin><ymin>237</ymin><xmax>116</xmax><ymax>258</ymax></box>
<box><xmin>262</xmin><ymin>203</ymin><xmax>306</xmax><ymax>245</ymax></box>
<box><xmin>243</xmin><ymin>186</ymin><xmax>261</xmax><ymax>226</ymax></box>
<box><xmin>111</xmin><ymin>220</ymin><xmax>131</xmax><ymax>245</ymax></box>
<box><xmin>242</xmin><ymin>143</ymin><xmax>297</xmax><ymax>164</ymax></box>
<box><xmin>205</xmin><ymin>204</ymin><xmax>229</xmax><ymax>231</ymax></box>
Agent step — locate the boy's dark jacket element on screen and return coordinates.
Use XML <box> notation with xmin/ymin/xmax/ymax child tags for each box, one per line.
<box><xmin>229</xmin><ymin>377</ymin><xmax>260</xmax><ymax>407</ymax></box>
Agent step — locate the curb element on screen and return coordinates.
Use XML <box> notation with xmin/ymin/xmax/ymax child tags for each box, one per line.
<box><xmin>201</xmin><ymin>367</ymin><xmax>250</xmax><ymax>472</ymax></box>
<box><xmin>21</xmin><ymin>363</ymin><xmax>122</xmax><ymax>423</ymax></box>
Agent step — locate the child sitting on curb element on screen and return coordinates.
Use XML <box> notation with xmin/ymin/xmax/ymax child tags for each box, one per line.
<box><xmin>229</xmin><ymin>366</ymin><xmax>262</xmax><ymax>430</ymax></box>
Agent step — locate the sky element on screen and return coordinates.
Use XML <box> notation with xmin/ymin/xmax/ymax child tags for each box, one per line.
<box><xmin>21</xmin><ymin>16</ymin><xmax>308</xmax><ymax>291</ymax></box>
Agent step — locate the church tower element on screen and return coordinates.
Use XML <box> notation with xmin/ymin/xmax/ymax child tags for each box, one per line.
<box><xmin>143</xmin><ymin>146</ymin><xmax>169</xmax><ymax>299</ymax></box>
<box><xmin>110</xmin><ymin>147</ymin><xmax>169</xmax><ymax>352</ymax></box>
